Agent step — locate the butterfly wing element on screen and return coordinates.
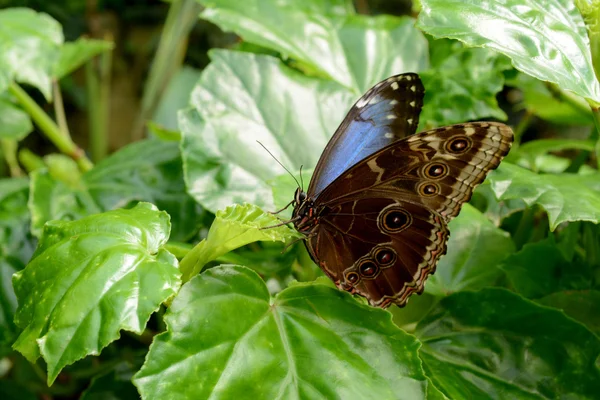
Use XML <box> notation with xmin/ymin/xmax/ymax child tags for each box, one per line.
<box><xmin>306</xmin><ymin>122</ymin><xmax>513</xmax><ymax>307</ymax></box>
<box><xmin>308</xmin><ymin>73</ymin><xmax>425</xmax><ymax>197</ymax></box>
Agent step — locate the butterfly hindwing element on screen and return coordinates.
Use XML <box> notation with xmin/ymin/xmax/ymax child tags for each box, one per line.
<box><xmin>304</xmin><ymin>122</ymin><xmax>513</xmax><ymax>307</ymax></box>
<box><xmin>308</xmin><ymin>73</ymin><xmax>425</xmax><ymax>197</ymax></box>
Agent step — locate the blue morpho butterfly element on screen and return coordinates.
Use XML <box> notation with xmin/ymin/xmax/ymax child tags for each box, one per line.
<box><xmin>281</xmin><ymin>73</ymin><xmax>513</xmax><ymax>308</ymax></box>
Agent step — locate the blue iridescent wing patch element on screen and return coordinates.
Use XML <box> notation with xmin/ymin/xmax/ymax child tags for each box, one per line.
<box><xmin>308</xmin><ymin>73</ymin><xmax>424</xmax><ymax>197</ymax></box>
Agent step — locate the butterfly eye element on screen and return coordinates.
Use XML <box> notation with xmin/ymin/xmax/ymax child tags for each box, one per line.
<box><xmin>424</xmin><ymin>163</ymin><xmax>448</xmax><ymax>179</ymax></box>
<box><xmin>418</xmin><ymin>182</ymin><xmax>439</xmax><ymax>197</ymax></box>
<box><xmin>374</xmin><ymin>247</ymin><xmax>397</xmax><ymax>267</ymax></box>
<box><xmin>358</xmin><ymin>260</ymin><xmax>379</xmax><ymax>277</ymax></box>
<box><xmin>378</xmin><ymin>207</ymin><xmax>412</xmax><ymax>234</ymax></box>
<box><xmin>346</xmin><ymin>272</ymin><xmax>360</xmax><ymax>285</ymax></box>
<box><xmin>446</xmin><ymin>136</ymin><xmax>472</xmax><ymax>153</ymax></box>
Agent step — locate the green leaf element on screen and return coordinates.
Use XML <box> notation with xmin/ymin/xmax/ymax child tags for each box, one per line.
<box><xmin>199</xmin><ymin>1</ymin><xmax>428</xmax><ymax>92</ymax></box>
<box><xmin>417</xmin><ymin>0</ymin><xmax>600</xmax><ymax>102</ymax></box>
<box><xmin>0</xmin><ymin>8</ymin><xmax>63</xmax><ymax>99</ymax></box>
<box><xmin>134</xmin><ymin>265</ymin><xmax>435</xmax><ymax>399</ymax></box>
<box><xmin>0</xmin><ymin>99</ymin><xmax>33</xmax><ymax>140</ymax></box>
<box><xmin>416</xmin><ymin>288</ymin><xmax>600</xmax><ymax>399</ymax></box>
<box><xmin>512</xmin><ymin>139</ymin><xmax>596</xmax><ymax>171</ymax></box>
<box><xmin>29</xmin><ymin>138</ymin><xmax>204</xmax><ymax>241</ymax></box>
<box><xmin>426</xmin><ymin>204</ymin><xmax>514</xmax><ymax>296</ymax></box>
<box><xmin>537</xmin><ymin>290</ymin><xmax>600</xmax><ymax>336</ymax></box>
<box><xmin>179</xmin><ymin>203</ymin><xmax>299</xmax><ymax>281</ymax></box>
<box><xmin>419</xmin><ymin>39</ymin><xmax>510</xmax><ymax>129</ymax></box>
<box><xmin>0</xmin><ymin>178</ymin><xmax>36</xmax><ymax>356</ymax></box>
<box><xmin>55</xmin><ymin>37</ymin><xmax>114</xmax><ymax>79</ymax></box>
<box><xmin>180</xmin><ymin>49</ymin><xmax>354</xmax><ymax>212</ymax></box>
<box><xmin>490</xmin><ymin>162</ymin><xmax>600</xmax><ymax>230</ymax></box>
<box><xmin>12</xmin><ymin>203</ymin><xmax>180</xmax><ymax>385</ymax></box>
<box><xmin>153</xmin><ymin>65</ymin><xmax>202</xmax><ymax>132</ymax></box>
<box><xmin>499</xmin><ymin>236</ymin><xmax>578</xmax><ymax>299</ymax></box>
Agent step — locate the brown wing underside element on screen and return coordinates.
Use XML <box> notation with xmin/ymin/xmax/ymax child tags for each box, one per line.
<box><xmin>305</xmin><ymin>122</ymin><xmax>513</xmax><ymax>307</ymax></box>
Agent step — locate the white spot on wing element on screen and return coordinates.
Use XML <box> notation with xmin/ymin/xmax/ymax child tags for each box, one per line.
<box><xmin>384</xmin><ymin>132</ymin><xmax>394</xmax><ymax>139</ymax></box>
<box><xmin>391</xmin><ymin>82</ymin><xmax>399</xmax><ymax>90</ymax></box>
<box><xmin>390</xmin><ymin>99</ymin><xmax>399</xmax><ymax>106</ymax></box>
<box><xmin>410</xmin><ymin>86</ymin><xmax>416</xmax><ymax>92</ymax></box>
<box><xmin>410</xmin><ymin>101</ymin><xmax>416</xmax><ymax>107</ymax></box>
<box><xmin>407</xmin><ymin>118</ymin><xmax>413</xmax><ymax>125</ymax></box>
<box><xmin>386</xmin><ymin>114</ymin><xmax>396</xmax><ymax>120</ymax></box>
<box><xmin>405</xmin><ymin>75</ymin><xmax>412</xmax><ymax>81</ymax></box>
<box><xmin>367</xmin><ymin>158</ymin><xmax>385</xmax><ymax>183</ymax></box>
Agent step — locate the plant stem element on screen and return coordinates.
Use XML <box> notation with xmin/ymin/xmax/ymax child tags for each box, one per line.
<box><xmin>52</xmin><ymin>80</ymin><xmax>70</xmax><ymax>137</ymax></box>
<box><xmin>86</xmin><ymin>38</ymin><xmax>112</xmax><ymax>163</ymax></box>
<box><xmin>18</xmin><ymin>148</ymin><xmax>45</xmax><ymax>172</ymax></box>
<box><xmin>8</xmin><ymin>82</ymin><xmax>93</xmax><ymax>172</ymax></box>
<box><xmin>512</xmin><ymin>109</ymin><xmax>534</xmax><ymax>146</ymax></box>
<box><xmin>587</xmin><ymin>100</ymin><xmax>600</xmax><ymax>169</ymax></box>
<box><xmin>132</xmin><ymin>0</ymin><xmax>201</xmax><ymax>140</ymax></box>
<box><xmin>0</xmin><ymin>139</ymin><xmax>23</xmax><ymax>176</ymax></box>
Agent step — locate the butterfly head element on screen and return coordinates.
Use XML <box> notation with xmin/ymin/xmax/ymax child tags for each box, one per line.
<box><xmin>292</xmin><ymin>188</ymin><xmax>317</xmax><ymax>234</ymax></box>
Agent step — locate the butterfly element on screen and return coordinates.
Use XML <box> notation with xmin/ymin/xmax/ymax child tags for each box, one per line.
<box><xmin>290</xmin><ymin>73</ymin><xmax>513</xmax><ymax>308</ymax></box>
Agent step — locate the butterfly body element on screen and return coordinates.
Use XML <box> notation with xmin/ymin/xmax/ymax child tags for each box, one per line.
<box><xmin>291</xmin><ymin>74</ymin><xmax>513</xmax><ymax>308</ymax></box>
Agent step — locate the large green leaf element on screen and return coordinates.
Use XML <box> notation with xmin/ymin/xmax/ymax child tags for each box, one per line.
<box><xmin>12</xmin><ymin>203</ymin><xmax>180</xmax><ymax>385</ymax></box>
<box><xmin>0</xmin><ymin>99</ymin><xmax>33</xmax><ymax>140</ymax></box>
<box><xmin>134</xmin><ymin>265</ymin><xmax>436</xmax><ymax>399</ymax></box>
<box><xmin>416</xmin><ymin>288</ymin><xmax>600</xmax><ymax>399</ymax></box>
<box><xmin>417</xmin><ymin>0</ymin><xmax>600</xmax><ymax>102</ymax></box>
<box><xmin>29</xmin><ymin>138</ymin><xmax>204</xmax><ymax>241</ymax></box>
<box><xmin>499</xmin><ymin>236</ymin><xmax>583</xmax><ymax>299</ymax></box>
<box><xmin>199</xmin><ymin>1</ymin><xmax>428</xmax><ymax>92</ymax></box>
<box><xmin>180</xmin><ymin>49</ymin><xmax>353</xmax><ymax>212</ymax></box>
<box><xmin>0</xmin><ymin>8</ymin><xmax>63</xmax><ymax>99</ymax></box>
<box><xmin>419</xmin><ymin>39</ymin><xmax>510</xmax><ymax>129</ymax></box>
<box><xmin>426</xmin><ymin>204</ymin><xmax>514</xmax><ymax>296</ymax></box>
<box><xmin>489</xmin><ymin>162</ymin><xmax>600</xmax><ymax>230</ymax></box>
<box><xmin>537</xmin><ymin>290</ymin><xmax>600</xmax><ymax>336</ymax></box>
<box><xmin>179</xmin><ymin>203</ymin><xmax>299</xmax><ymax>281</ymax></box>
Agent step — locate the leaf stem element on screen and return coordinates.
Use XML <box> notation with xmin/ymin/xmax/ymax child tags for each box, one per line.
<box><xmin>18</xmin><ymin>148</ymin><xmax>45</xmax><ymax>172</ymax></box>
<box><xmin>0</xmin><ymin>139</ymin><xmax>23</xmax><ymax>176</ymax></box>
<box><xmin>52</xmin><ymin>80</ymin><xmax>71</xmax><ymax>137</ymax></box>
<box><xmin>132</xmin><ymin>0</ymin><xmax>201</xmax><ymax>140</ymax></box>
<box><xmin>8</xmin><ymin>82</ymin><xmax>93</xmax><ymax>172</ymax></box>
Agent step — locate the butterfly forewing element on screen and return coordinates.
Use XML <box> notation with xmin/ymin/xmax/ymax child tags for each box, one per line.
<box><xmin>308</xmin><ymin>73</ymin><xmax>425</xmax><ymax>197</ymax></box>
<box><xmin>303</xmin><ymin>122</ymin><xmax>513</xmax><ymax>307</ymax></box>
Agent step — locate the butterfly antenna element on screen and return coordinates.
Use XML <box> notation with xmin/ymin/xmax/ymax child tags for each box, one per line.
<box><xmin>299</xmin><ymin>165</ymin><xmax>304</xmax><ymax>191</ymax></box>
<box><xmin>256</xmin><ymin>141</ymin><xmax>302</xmax><ymax>189</ymax></box>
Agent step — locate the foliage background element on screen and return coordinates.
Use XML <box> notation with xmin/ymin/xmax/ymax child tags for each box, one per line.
<box><xmin>0</xmin><ymin>0</ymin><xmax>600</xmax><ymax>399</ymax></box>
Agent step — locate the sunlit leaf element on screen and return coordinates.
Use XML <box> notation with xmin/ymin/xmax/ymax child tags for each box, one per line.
<box><xmin>179</xmin><ymin>203</ymin><xmax>299</xmax><ymax>281</ymax></box>
<box><xmin>0</xmin><ymin>8</ymin><xmax>63</xmax><ymax>99</ymax></box>
<box><xmin>199</xmin><ymin>1</ymin><xmax>427</xmax><ymax>91</ymax></box>
<box><xmin>512</xmin><ymin>139</ymin><xmax>596</xmax><ymax>171</ymax></box>
<box><xmin>134</xmin><ymin>265</ymin><xmax>436</xmax><ymax>399</ymax></box>
<box><xmin>418</xmin><ymin>0</ymin><xmax>600</xmax><ymax>102</ymax></box>
<box><xmin>12</xmin><ymin>203</ymin><xmax>180</xmax><ymax>384</ymax></box>
<box><xmin>180</xmin><ymin>50</ymin><xmax>353</xmax><ymax>212</ymax></box>
<box><xmin>489</xmin><ymin>162</ymin><xmax>600</xmax><ymax>230</ymax></box>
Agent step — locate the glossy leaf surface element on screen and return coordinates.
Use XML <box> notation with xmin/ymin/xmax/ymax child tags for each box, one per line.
<box><xmin>134</xmin><ymin>265</ymin><xmax>434</xmax><ymax>399</ymax></box>
<box><xmin>418</xmin><ymin>0</ymin><xmax>600</xmax><ymax>102</ymax></box>
<box><xmin>12</xmin><ymin>203</ymin><xmax>180</xmax><ymax>384</ymax></box>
